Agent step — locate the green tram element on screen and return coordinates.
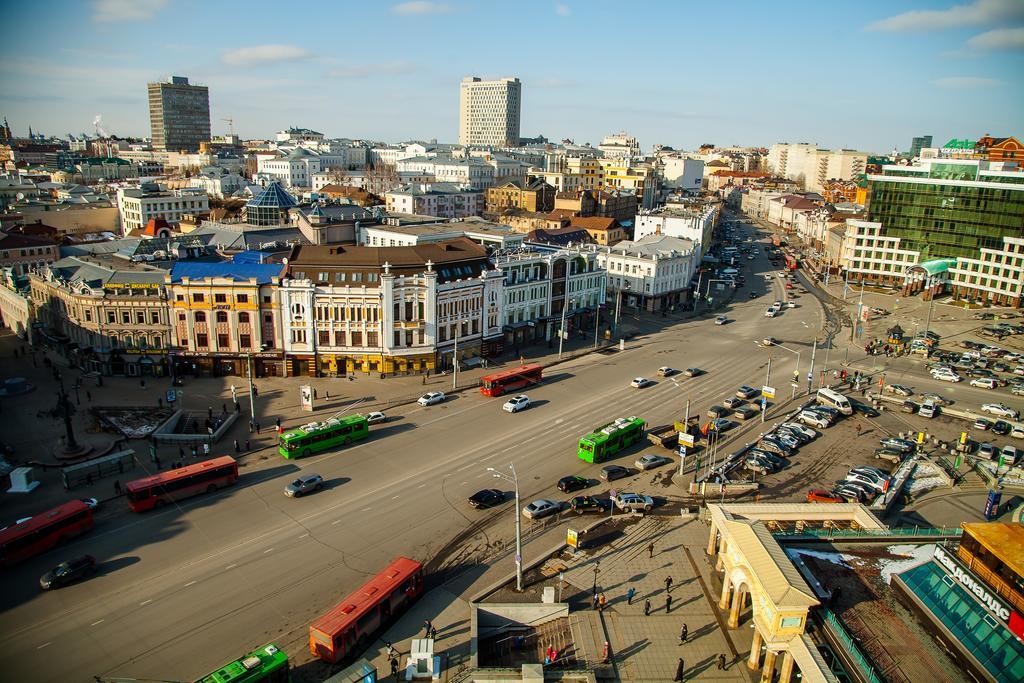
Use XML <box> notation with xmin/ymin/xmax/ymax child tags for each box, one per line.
<box><xmin>577</xmin><ymin>416</ymin><xmax>646</xmax><ymax>463</ymax></box>
<box><xmin>195</xmin><ymin>643</ymin><xmax>289</xmax><ymax>683</ymax></box>
<box><xmin>279</xmin><ymin>414</ymin><xmax>370</xmax><ymax>459</ymax></box>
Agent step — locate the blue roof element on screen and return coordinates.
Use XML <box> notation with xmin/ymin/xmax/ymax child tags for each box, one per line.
<box><xmin>232</xmin><ymin>250</ymin><xmax>273</xmax><ymax>264</ymax></box>
<box><xmin>247</xmin><ymin>181</ymin><xmax>297</xmax><ymax>209</ymax></box>
<box><xmin>169</xmin><ymin>261</ymin><xmax>283</xmax><ymax>284</ymax></box>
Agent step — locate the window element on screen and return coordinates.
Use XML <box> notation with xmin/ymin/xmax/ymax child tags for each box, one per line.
<box><xmin>214</xmin><ymin>293</ymin><xmax>226</xmax><ymax>303</ymax></box>
<box><xmin>236</xmin><ymin>294</ymin><xmax>248</xmax><ymax>303</ymax></box>
<box><xmin>217</xmin><ymin>334</ymin><xmax>229</xmax><ymax>347</ymax></box>
<box><xmin>318</xmin><ymin>330</ymin><xmax>330</xmax><ymax>345</ymax></box>
<box><xmin>238</xmin><ymin>312</ymin><xmax>250</xmax><ymax>324</ymax></box>
<box><xmin>175</xmin><ymin>294</ymin><xmax>184</xmax><ymax>301</ymax></box>
<box><xmin>196</xmin><ymin>333</ymin><xmax>208</xmax><ymax>347</ymax></box>
<box><xmin>84</xmin><ymin>310</ymin><xmax>92</xmax><ymax>322</ymax></box>
<box><xmin>216</xmin><ymin>311</ymin><xmax>228</xmax><ymax>323</ymax></box>
<box><xmin>194</xmin><ymin>311</ymin><xmax>207</xmax><ymax>323</ymax></box>
<box><xmin>192</xmin><ymin>293</ymin><xmax>204</xmax><ymax>302</ymax></box>
<box><xmin>136</xmin><ymin>312</ymin><xmax>145</xmax><ymax>324</ymax></box>
<box><xmin>151</xmin><ymin>312</ymin><xmax>159</xmax><ymax>324</ymax></box>
<box><xmin>239</xmin><ymin>334</ymin><xmax>251</xmax><ymax>348</ymax></box>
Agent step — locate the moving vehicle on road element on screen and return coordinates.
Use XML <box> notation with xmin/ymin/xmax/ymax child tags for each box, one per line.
<box><xmin>600</xmin><ymin>464</ymin><xmax>631</xmax><ymax>481</ymax></box>
<box><xmin>126</xmin><ymin>456</ymin><xmax>239</xmax><ymax>513</ymax></box>
<box><xmin>765</xmin><ymin>306</ymin><xmax>780</xmax><ymax>318</ymax></box>
<box><xmin>39</xmin><ymin>554</ymin><xmax>97</xmax><ymax>590</ymax></box>
<box><xmin>723</xmin><ymin>397</ymin><xmax>743</xmax><ymax>409</ymax></box>
<box><xmin>310</xmin><ymin>557</ymin><xmax>424</xmax><ymax>663</ymax></box>
<box><xmin>417</xmin><ymin>391</ymin><xmax>446</xmax><ymax>406</ymax></box>
<box><xmin>279</xmin><ymin>414</ymin><xmax>370</xmax><ymax>459</ymax></box>
<box><xmin>479</xmin><ymin>364</ymin><xmax>543</xmax><ymax>397</ymax></box>
<box><xmin>736</xmin><ymin>385</ymin><xmax>760</xmax><ymax>399</ymax></box>
<box><xmin>982</xmin><ymin>403</ymin><xmax>1019</xmax><ymax>419</ymax></box>
<box><xmin>522</xmin><ymin>499</ymin><xmax>560</xmax><ymax>519</ymax></box>
<box><xmin>762</xmin><ymin>337</ymin><xmax>778</xmax><ymax>346</ymax></box>
<box><xmin>502</xmin><ymin>395</ymin><xmax>531</xmax><ymax>413</ymax></box>
<box><xmin>797</xmin><ymin>411</ymin><xmax>830</xmax><ymax>429</ymax></box>
<box><xmin>366</xmin><ymin>411</ymin><xmax>387</xmax><ymax>425</ymax></box>
<box><xmin>815</xmin><ymin>388</ymin><xmax>853</xmax><ymax>415</ymax></box>
<box><xmin>880</xmin><ymin>437</ymin><xmax>916</xmax><ymax>453</ymax></box>
<box><xmin>874</xmin><ymin>448</ymin><xmax>905</xmax><ymax>464</ymax></box>
<box><xmin>0</xmin><ymin>500</ymin><xmax>94</xmax><ymax>567</ymax></box>
<box><xmin>970</xmin><ymin>378</ymin><xmax>998</xmax><ymax>389</ymax></box>
<box><xmin>578</xmin><ymin>416</ymin><xmax>646</xmax><ymax>463</ymax></box>
<box><xmin>195</xmin><ymin>644</ymin><xmax>289</xmax><ymax>683</ymax></box>
<box><xmin>684</xmin><ymin>367</ymin><xmax>702</xmax><ymax>377</ymax></box>
<box><xmin>635</xmin><ymin>454</ymin><xmax>671</xmax><ymax>471</ymax></box>
<box><xmin>569</xmin><ymin>495</ymin><xmax>606</xmax><ymax>515</ymax></box>
<box><xmin>885</xmin><ymin>384</ymin><xmax>913</xmax><ymax>397</ymax></box>
<box><xmin>922</xmin><ymin>393</ymin><xmax>950</xmax><ymax>406</ymax></box>
<box><xmin>468</xmin><ymin>489</ymin><xmax>504</xmax><ymax>508</ymax></box>
<box><xmin>284</xmin><ymin>474</ymin><xmax>324</xmax><ymax>498</ymax></box>
<box><xmin>807</xmin><ymin>489</ymin><xmax>843</xmax><ymax>504</ymax></box>
<box><xmin>557</xmin><ymin>475</ymin><xmax>589</xmax><ymax>493</ymax></box>
<box><xmin>630</xmin><ymin>377</ymin><xmax>654</xmax><ymax>388</ymax></box>
<box><xmin>715</xmin><ymin>316</ymin><xmax>727</xmax><ymax>325</ymax></box>
<box><xmin>614</xmin><ymin>492</ymin><xmax>654</xmax><ymax>513</ymax></box>
<box><xmin>919</xmin><ymin>400</ymin><xmax>938</xmax><ymax>418</ymax></box>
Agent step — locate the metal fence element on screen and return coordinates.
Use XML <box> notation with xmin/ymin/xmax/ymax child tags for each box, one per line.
<box><xmin>773</xmin><ymin>526</ymin><xmax>963</xmax><ymax>540</ymax></box>
<box><xmin>820</xmin><ymin>608</ymin><xmax>885</xmax><ymax>683</ymax></box>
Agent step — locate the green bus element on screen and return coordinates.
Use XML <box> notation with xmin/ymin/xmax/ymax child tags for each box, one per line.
<box><xmin>279</xmin><ymin>414</ymin><xmax>370</xmax><ymax>459</ymax></box>
<box><xmin>195</xmin><ymin>643</ymin><xmax>290</xmax><ymax>683</ymax></box>
<box><xmin>578</xmin><ymin>416</ymin><xmax>646</xmax><ymax>463</ymax></box>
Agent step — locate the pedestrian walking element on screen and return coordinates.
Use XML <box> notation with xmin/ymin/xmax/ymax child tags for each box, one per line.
<box><xmin>313</xmin><ymin>388</ymin><xmax>318</xmax><ymax>399</ymax></box>
<box><xmin>234</xmin><ymin>401</ymin><xmax>241</xmax><ymax>413</ymax></box>
<box><xmin>429</xmin><ymin>625</ymin><xmax>437</xmax><ymax>640</ymax></box>
<box><xmin>208</xmin><ymin>406</ymin><xmax>214</xmax><ymax>420</ymax></box>
<box><xmin>255</xmin><ymin>421</ymin><xmax>261</xmax><ymax>434</ymax></box>
<box><xmin>598</xmin><ymin>593</ymin><xmax>607</xmax><ymax>611</ymax></box>
<box><xmin>276</xmin><ymin>416</ymin><xmax>281</xmax><ymax>429</ymax></box>
<box><xmin>673</xmin><ymin>656</ymin><xmax>685</xmax><ymax>681</ymax></box>
<box><xmin>252</xmin><ymin>385</ymin><xmax>258</xmax><ymax>397</ymax></box>
<box><xmin>245</xmin><ymin>439</ymin><xmax>250</xmax><ymax>451</ymax></box>
<box><xmin>626</xmin><ymin>587</ymin><xmax>636</xmax><ymax>605</ymax></box>
<box><xmin>86</xmin><ymin>390</ymin><xmax>92</xmax><ymax>402</ymax></box>
<box><xmin>390</xmin><ymin>657</ymin><xmax>399</xmax><ymax>677</ymax></box>
<box><xmin>385</xmin><ymin>642</ymin><xmax>397</xmax><ymax>660</ymax></box>
<box><xmin>856</xmin><ymin>423</ymin><xmax>862</xmax><ymax>437</ymax></box>
<box><xmin>191</xmin><ymin>445</ymin><xmax>197</xmax><ymax>458</ymax></box>
<box><xmin>716</xmin><ymin>653</ymin><xmax>727</xmax><ymax>670</ymax></box>
<box><xmin>154</xmin><ymin>455</ymin><xmax>161</xmax><ymax>470</ymax></box>
<box><xmin>203</xmin><ymin>442</ymin><xmax>210</xmax><ymax>456</ymax></box>
<box><xmin>592</xmin><ymin>593</ymin><xmax>599</xmax><ymax>610</ymax></box>
<box><xmin>114</xmin><ymin>480</ymin><xmax>122</xmax><ymax>496</ymax></box>
<box><xmin>679</xmin><ymin>623</ymin><xmax>688</xmax><ymax>644</ymax></box>
<box><xmin>234</xmin><ymin>439</ymin><xmax>240</xmax><ymax>453</ymax></box>
<box><xmin>423</xmin><ymin>619</ymin><xmax>432</xmax><ymax>636</ymax></box>
<box><xmin>665</xmin><ymin>575</ymin><xmax>673</xmax><ymax>594</ymax></box>
<box><xmin>666</xmin><ymin>594</ymin><xmax>673</xmax><ymax>613</ymax></box>
<box><xmin>140</xmin><ymin>379</ymin><xmax>146</xmax><ymax>389</ymax></box>
<box><xmin>644</xmin><ymin>599</ymin><xmax>651</xmax><ymax>616</ymax></box>
<box><xmin>647</xmin><ymin>541</ymin><xmax>655</xmax><ymax>558</ymax></box>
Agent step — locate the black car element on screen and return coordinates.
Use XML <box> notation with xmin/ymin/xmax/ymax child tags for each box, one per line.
<box><xmin>557</xmin><ymin>475</ymin><xmax>590</xmax><ymax>493</ymax></box>
<box><xmin>600</xmin><ymin>465</ymin><xmax>630</xmax><ymax>481</ymax></box>
<box><xmin>569</xmin><ymin>495</ymin><xmax>607</xmax><ymax>515</ymax></box>
<box><xmin>849</xmin><ymin>399</ymin><xmax>880</xmax><ymax>417</ymax></box>
<box><xmin>40</xmin><ymin>555</ymin><xmax>97</xmax><ymax>590</ymax></box>
<box><xmin>880</xmin><ymin>437</ymin><xmax>915</xmax><ymax>453</ymax></box>
<box><xmin>992</xmin><ymin>421</ymin><xmax>1012</xmax><ymax>436</ymax></box>
<box><xmin>468</xmin><ymin>489</ymin><xmax>505</xmax><ymax>508</ymax></box>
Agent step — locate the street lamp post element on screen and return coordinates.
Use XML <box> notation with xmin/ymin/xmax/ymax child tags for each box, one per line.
<box><xmin>246</xmin><ymin>352</ymin><xmax>256</xmax><ymax>426</ymax></box>
<box><xmin>614</xmin><ymin>283</ymin><xmax>630</xmax><ymax>330</ymax></box>
<box><xmin>558</xmin><ymin>297</ymin><xmax>575</xmax><ymax>360</ymax></box>
<box><xmin>488</xmin><ymin>464</ymin><xmax>523</xmax><ymax>591</ymax></box>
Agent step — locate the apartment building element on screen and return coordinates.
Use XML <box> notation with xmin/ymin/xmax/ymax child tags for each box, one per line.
<box><xmin>458</xmin><ymin>76</ymin><xmax>522</xmax><ymax>146</ymax></box>
<box><xmin>395</xmin><ymin>156</ymin><xmax>496</xmax><ymax>190</ymax></box>
<box><xmin>167</xmin><ymin>261</ymin><xmax>286</xmax><ymax>378</ymax></box>
<box><xmin>948</xmin><ymin>236</ymin><xmax>1024</xmax><ymax>308</ymax></box>
<box><xmin>634</xmin><ymin>202</ymin><xmax>718</xmax><ymax>255</ymax></box>
<box><xmin>384</xmin><ymin>183</ymin><xmax>485</xmax><ymax>219</ymax></box>
<box><xmin>767</xmin><ymin>143</ymin><xmax>868</xmax><ymax>193</ymax></box>
<box><xmin>0</xmin><ymin>231</ymin><xmax>59</xmax><ymax>275</ymax></box>
<box><xmin>30</xmin><ymin>256</ymin><xmax>172</xmax><ymax>376</ymax></box>
<box><xmin>485</xmin><ymin>178</ymin><xmax>556</xmax><ymax>214</ymax></box>
<box><xmin>116</xmin><ymin>185</ymin><xmax>209</xmax><ymax>235</ymax></box>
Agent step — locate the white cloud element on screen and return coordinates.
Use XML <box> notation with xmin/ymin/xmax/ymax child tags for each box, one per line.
<box><xmin>533</xmin><ymin>78</ymin><xmax>577</xmax><ymax>89</ymax></box>
<box><xmin>967</xmin><ymin>27</ymin><xmax>1024</xmax><ymax>50</ymax></box>
<box><xmin>327</xmin><ymin>62</ymin><xmax>416</xmax><ymax>79</ymax></box>
<box><xmin>222</xmin><ymin>45</ymin><xmax>314</xmax><ymax>67</ymax></box>
<box><xmin>555</xmin><ymin>3</ymin><xmax>570</xmax><ymax>16</ymax></box>
<box><xmin>391</xmin><ymin>1</ymin><xmax>451</xmax><ymax>15</ymax></box>
<box><xmin>93</xmin><ymin>0</ymin><xmax>167</xmax><ymax>23</ymax></box>
<box><xmin>867</xmin><ymin>0</ymin><xmax>1024</xmax><ymax>32</ymax></box>
<box><xmin>932</xmin><ymin>76</ymin><xmax>1002</xmax><ymax>88</ymax></box>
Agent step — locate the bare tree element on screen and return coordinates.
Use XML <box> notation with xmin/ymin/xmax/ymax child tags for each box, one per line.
<box><xmin>363</xmin><ymin>163</ymin><xmax>399</xmax><ymax>196</ymax></box>
<box><xmin>324</xmin><ymin>165</ymin><xmax>351</xmax><ymax>187</ymax></box>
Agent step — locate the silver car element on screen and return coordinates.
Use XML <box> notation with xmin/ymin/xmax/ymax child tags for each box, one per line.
<box><xmin>284</xmin><ymin>474</ymin><xmax>324</xmax><ymax>497</ymax></box>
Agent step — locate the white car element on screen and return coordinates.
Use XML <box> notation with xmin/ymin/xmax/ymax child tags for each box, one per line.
<box><xmin>786</xmin><ymin>301</ymin><xmax>797</xmax><ymax>309</ymax></box>
<box><xmin>417</xmin><ymin>391</ymin><xmax>446</xmax><ymax>406</ymax></box>
<box><xmin>522</xmin><ymin>499</ymin><xmax>560</xmax><ymax>519</ymax></box>
<box><xmin>982</xmin><ymin>403</ymin><xmax>1019</xmax><ymax>419</ymax></box>
<box><xmin>779</xmin><ymin>422</ymin><xmax>818</xmax><ymax>440</ymax></box>
<box><xmin>715</xmin><ymin>316</ymin><xmax>727</xmax><ymax>325</ymax></box>
<box><xmin>631</xmin><ymin>377</ymin><xmax>653</xmax><ymax>388</ymax></box>
<box><xmin>657</xmin><ymin>367</ymin><xmax>676</xmax><ymax>377</ymax></box>
<box><xmin>502</xmin><ymin>395</ymin><xmax>530</xmax><ymax>413</ymax></box>
<box><xmin>635</xmin><ymin>454</ymin><xmax>671</xmax><ymax>471</ymax></box>
<box><xmin>366</xmin><ymin>411</ymin><xmax>387</xmax><ymax>424</ymax></box>
<box><xmin>970</xmin><ymin>378</ymin><xmax>998</xmax><ymax>389</ymax></box>
<box><xmin>845</xmin><ymin>472</ymin><xmax>886</xmax><ymax>493</ymax></box>
<box><xmin>614</xmin><ymin>492</ymin><xmax>654</xmax><ymax>513</ymax></box>
<box><xmin>765</xmin><ymin>307</ymin><xmax>779</xmax><ymax>318</ymax></box>
<box><xmin>933</xmin><ymin>372</ymin><xmax>961</xmax><ymax>383</ymax></box>
<box><xmin>798</xmin><ymin>411</ymin><xmax>830</xmax><ymax>428</ymax></box>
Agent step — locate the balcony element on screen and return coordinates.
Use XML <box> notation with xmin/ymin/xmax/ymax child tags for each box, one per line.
<box><xmin>957</xmin><ymin>546</ymin><xmax>1024</xmax><ymax>614</ymax></box>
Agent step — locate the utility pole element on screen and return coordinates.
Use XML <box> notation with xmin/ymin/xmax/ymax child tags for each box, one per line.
<box><xmin>851</xmin><ymin>280</ymin><xmax>865</xmax><ymax>343</ymax></box>
<box><xmin>679</xmin><ymin>398</ymin><xmax>690</xmax><ymax>477</ymax></box>
<box><xmin>923</xmin><ymin>276</ymin><xmax>937</xmax><ymax>347</ymax></box>
<box><xmin>593</xmin><ymin>303</ymin><xmax>601</xmax><ymax>349</ymax></box>
<box><xmin>693</xmin><ymin>269</ymin><xmax>703</xmax><ymax>312</ymax></box>
<box><xmin>762</xmin><ymin>356</ymin><xmax>771</xmax><ymax>423</ymax></box>
<box><xmin>247</xmin><ymin>353</ymin><xmax>255</xmax><ymax>426</ymax></box>
<box><xmin>452</xmin><ymin>324</ymin><xmax>459</xmax><ymax>391</ymax></box>
<box><xmin>488</xmin><ymin>464</ymin><xmax>523</xmax><ymax>591</ymax></box>
<box><xmin>808</xmin><ymin>339</ymin><xmax>817</xmax><ymax>396</ymax></box>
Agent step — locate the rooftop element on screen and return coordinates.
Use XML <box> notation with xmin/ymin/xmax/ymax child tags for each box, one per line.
<box><xmin>168</xmin><ymin>261</ymin><xmax>285</xmax><ymax>284</ymax></box>
<box><xmin>605</xmin><ymin>234</ymin><xmax>695</xmax><ymax>258</ymax></box>
<box><xmin>961</xmin><ymin>522</ymin><xmax>1024</xmax><ymax>576</ymax></box>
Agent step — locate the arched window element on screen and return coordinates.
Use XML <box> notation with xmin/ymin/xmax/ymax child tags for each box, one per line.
<box><xmin>238</xmin><ymin>312</ymin><xmax>250</xmax><ymax>324</ymax></box>
<box><xmin>216</xmin><ymin>311</ymin><xmax>228</xmax><ymax>323</ymax></box>
<box><xmin>194</xmin><ymin>312</ymin><xmax>206</xmax><ymax>323</ymax></box>
<box><xmin>152</xmin><ymin>336</ymin><xmax>162</xmax><ymax>348</ymax></box>
<box><xmin>139</xmin><ymin>337</ymin><xmax>148</xmax><ymax>349</ymax></box>
<box><xmin>125</xmin><ymin>336</ymin><xmax>134</xmax><ymax>348</ymax></box>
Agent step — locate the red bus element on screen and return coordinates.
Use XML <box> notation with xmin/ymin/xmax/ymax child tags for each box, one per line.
<box><xmin>784</xmin><ymin>253</ymin><xmax>800</xmax><ymax>270</ymax></box>
<box><xmin>310</xmin><ymin>556</ymin><xmax>424</xmax><ymax>663</ymax></box>
<box><xmin>126</xmin><ymin>456</ymin><xmax>239</xmax><ymax>512</ymax></box>
<box><xmin>0</xmin><ymin>500</ymin><xmax>94</xmax><ymax>567</ymax></box>
<box><xmin>480</xmin><ymin>364</ymin><xmax>543</xmax><ymax>397</ymax></box>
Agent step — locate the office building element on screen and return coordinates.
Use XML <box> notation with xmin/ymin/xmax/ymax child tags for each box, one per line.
<box><xmin>909</xmin><ymin>135</ymin><xmax>932</xmax><ymax>158</ymax></box>
<box><xmin>147</xmin><ymin>76</ymin><xmax>211</xmax><ymax>152</ymax></box>
<box><xmin>116</xmin><ymin>184</ymin><xmax>210</xmax><ymax>235</ymax></box>
<box><xmin>458</xmin><ymin>77</ymin><xmax>521</xmax><ymax>147</ymax></box>
<box><xmin>767</xmin><ymin>143</ymin><xmax>868</xmax><ymax>193</ymax></box>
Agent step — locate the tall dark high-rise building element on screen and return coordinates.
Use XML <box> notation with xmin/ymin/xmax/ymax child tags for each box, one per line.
<box><xmin>147</xmin><ymin>76</ymin><xmax>210</xmax><ymax>152</ymax></box>
<box><xmin>909</xmin><ymin>135</ymin><xmax>932</xmax><ymax>158</ymax></box>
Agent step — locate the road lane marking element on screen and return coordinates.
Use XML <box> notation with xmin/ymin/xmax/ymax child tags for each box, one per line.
<box><xmin>391</xmin><ymin>495</ymin><xmax>400</xmax><ymax>499</ymax></box>
<box><xmin>37</xmin><ymin>642</ymin><xmax>51</xmax><ymax>650</ymax></box>
<box><xmin>184</xmin><ymin>580</ymin><xmax>196</xmax><ymax>587</ymax></box>
<box><xmin>417</xmin><ymin>483</ymin><xmax>427</xmax><ymax>488</ymax></box>
<box><xmin>91</xmin><ymin>619</ymin><xmax>104</xmax><ymax>626</ymax></box>
<box><xmin>361</xmin><ymin>506</ymin><xmax>372</xmax><ymax>511</ymax></box>
<box><xmin>263</xmin><ymin>548</ymin><xmax>274</xmax><ymax>554</ymax></box>
<box><xmin>298</xmin><ymin>533</ymin><xmax>309</xmax><ymax>539</ymax></box>
<box><xmin>139</xmin><ymin>599</ymin><xmax>152</xmax><ymax>606</ymax></box>
<box><xmin>332</xmin><ymin>519</ymin><xmax>343</xmax><ymax>525</ymax></box>
<box><xmin>225</xmin><ymin>563</ymin><xmax>238</xmax><ymax>569</ymax></box>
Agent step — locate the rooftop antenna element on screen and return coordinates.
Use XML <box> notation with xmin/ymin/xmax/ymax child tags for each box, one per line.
<box><xmin>221</xmin><ymin>117</ymin><xmax>235</xmax><ymax>136</ymax></box>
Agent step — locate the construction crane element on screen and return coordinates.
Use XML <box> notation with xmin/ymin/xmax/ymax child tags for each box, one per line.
<box><xmin>221</xmin><ymin>117</ymin><xmax>235</xmax><ymax>136</ymax></box>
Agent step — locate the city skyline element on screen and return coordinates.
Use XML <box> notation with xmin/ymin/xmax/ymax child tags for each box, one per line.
<box><xmin>0</xmin><ymin>0</ymin><xmax>1021</xmax><ymax>151</ymax></box>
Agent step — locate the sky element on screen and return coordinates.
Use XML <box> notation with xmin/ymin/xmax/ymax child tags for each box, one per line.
<box><xmin>1</xmin><ymin>0</ymin><xmax>1023</xmax><ymax>153</ymax></box>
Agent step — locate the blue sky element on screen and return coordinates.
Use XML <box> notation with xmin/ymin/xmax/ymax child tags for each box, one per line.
<box><xmin>1</xmin><ymin>0</ymin><xmax>1022</xmax><ymax>153</ymax></box>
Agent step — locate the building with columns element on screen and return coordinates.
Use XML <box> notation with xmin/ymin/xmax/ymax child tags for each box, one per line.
<box><xmin>279</xmin><ymin>238</ymin><xmax>502</xmax><ymax>377</ymax></box>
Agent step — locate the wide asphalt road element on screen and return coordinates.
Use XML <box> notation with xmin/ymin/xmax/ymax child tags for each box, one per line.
<box><xmin>0</xmin><ymin>225</ymin><xmax>826</xmax><ymax>681</ymax></box>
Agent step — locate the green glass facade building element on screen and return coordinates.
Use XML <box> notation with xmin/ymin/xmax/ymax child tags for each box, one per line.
<box><xmin>866</xmin><ymin>160</ymin><xmax>1024</xmax><ymax>262</ymax></box>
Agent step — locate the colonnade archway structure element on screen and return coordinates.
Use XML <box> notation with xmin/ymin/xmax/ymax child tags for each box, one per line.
<box><xmin>705</xmin><ymin>503</ymin><xmax>887</xmax><ymax>683</ymax></box>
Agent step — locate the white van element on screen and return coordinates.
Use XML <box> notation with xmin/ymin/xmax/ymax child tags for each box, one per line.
<box><xmin>816</xmin><ymin>387</ymin><xmax>853</xmax><ymax>416</ymax></box>
<box><xmin>919</xmin><ymin>400</ymin><xmax>938</xmax><ymax>418</ymax></box>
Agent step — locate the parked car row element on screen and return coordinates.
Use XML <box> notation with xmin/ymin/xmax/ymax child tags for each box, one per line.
<box><xmin>810</xmin><ymin>465</ymin><xmax>893</xmax><ymax>504</ymax></box>
<box><xmin>744</xmin><ymin>421</ymin><xmax>819</xmax><ymax>475</ymax></box>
